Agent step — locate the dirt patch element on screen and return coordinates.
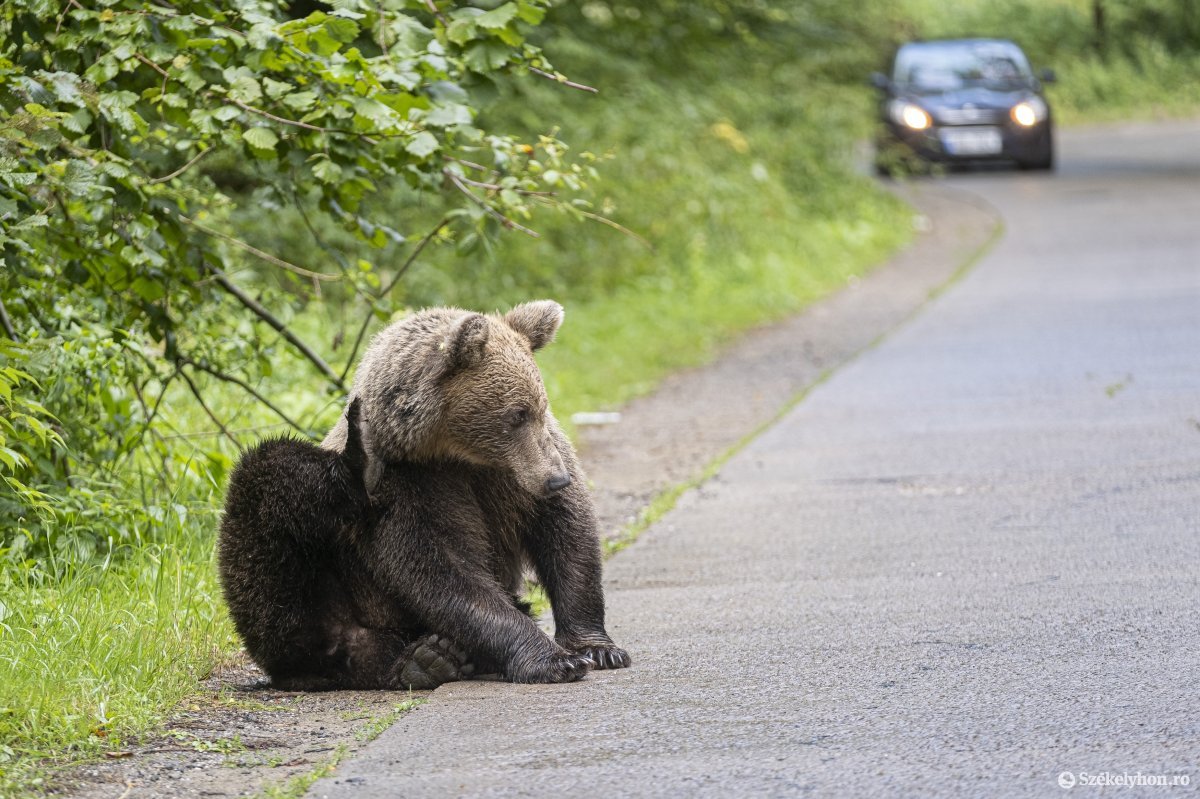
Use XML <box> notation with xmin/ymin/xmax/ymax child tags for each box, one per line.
<box><xmin>46</xmin><ymin>182</ymin><xmax>998</xmax><ymax>799</ymax></box>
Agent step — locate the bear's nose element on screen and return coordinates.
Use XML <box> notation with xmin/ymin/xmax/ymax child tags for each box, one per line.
<box><xmin>545</xmin><ymin>473</ymin><xmax>571</xmax><ymax>494</ymax></box>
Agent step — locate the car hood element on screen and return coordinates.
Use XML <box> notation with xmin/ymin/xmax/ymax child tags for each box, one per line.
<box><xmin>906</xmin><ymin>87</ymin><xmax>1033</xmax><ymax>110</ymax></box>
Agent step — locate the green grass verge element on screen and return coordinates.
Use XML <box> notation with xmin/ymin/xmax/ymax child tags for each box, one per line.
<box><xmin>0</xmin><ymin>515</ymin><xmax>236</xmax><ymax>796</ymax></box>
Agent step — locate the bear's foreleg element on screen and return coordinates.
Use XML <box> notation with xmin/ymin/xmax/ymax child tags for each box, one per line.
<box><xmin>361</xmin><ymin>516</ymin><xmax>594</xmax><ymax>683</ymax></box>
<box><xmin>525</xmin><ymin>477</ymin><xmax>631</xmax><ymax>671</ymax></box>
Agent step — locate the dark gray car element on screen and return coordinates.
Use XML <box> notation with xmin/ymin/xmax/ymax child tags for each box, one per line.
<box><xmin>872</xmin><ymin>38</ymin><xmax>1055</xmax><ymax>172</ymax></box>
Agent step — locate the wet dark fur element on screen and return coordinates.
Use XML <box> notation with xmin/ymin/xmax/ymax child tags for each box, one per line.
<box><xmin>361</xmin><ymin>427</ymin><xmax>629</xmax><ymax>684</ymax></box>
<box><xmin>218</xmin><ymin>303</ymin><xmax>629</xmax><ymax>690</ymax></box>
<box><xmin>217</xmin><ymin>400</ymin><xmax>455</xmax><ymax>690</ymax></box>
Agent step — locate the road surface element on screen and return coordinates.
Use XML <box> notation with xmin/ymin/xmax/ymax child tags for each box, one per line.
<box><xmin>312</xmin><ymin>119</ymin><xmax>1200</xmax><ymax>798</ymax></box>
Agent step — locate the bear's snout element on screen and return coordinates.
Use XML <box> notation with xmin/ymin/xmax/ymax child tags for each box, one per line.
<box><xmin>545</xmin><ymin>472</ymin><xmax>572</xmax><ymax>494</ymax></box>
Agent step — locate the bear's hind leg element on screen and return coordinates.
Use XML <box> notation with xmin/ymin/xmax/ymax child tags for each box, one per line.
<box><xmin>339</xmin><ymin>628</ymin><xmax>473</xmax><ymax>690</ymax></box>
<box><xmin>394</xmin><ymin>634</ymin><xmax>475</xmax><ymax>690</ymax></box>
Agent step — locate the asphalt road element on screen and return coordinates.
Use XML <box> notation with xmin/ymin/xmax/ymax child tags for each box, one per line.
<box><xmin>312</xmin><ymin>119</ymin><xmax>1200</xmax><ymax>798</ymax></box>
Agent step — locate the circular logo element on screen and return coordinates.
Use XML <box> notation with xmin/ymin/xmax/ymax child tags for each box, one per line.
<box><xmin>1058</xmin><ymin>772</ymin><xmax>1077</xmax><ymax>789</ymax></box>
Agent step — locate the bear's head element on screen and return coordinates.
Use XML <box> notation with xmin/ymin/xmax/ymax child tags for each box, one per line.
<box><xmin>325</xmin><ymin>300</ymin><xmax>572</xmax><ymax>498</ymax></box>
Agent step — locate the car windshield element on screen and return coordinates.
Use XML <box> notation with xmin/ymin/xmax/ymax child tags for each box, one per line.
<box><xmin>893</xmin><ymin>41</ymin><xmax>1034</xmax><ymax>90</ymax></box>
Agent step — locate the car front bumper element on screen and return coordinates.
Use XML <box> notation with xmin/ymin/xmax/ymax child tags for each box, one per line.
<box><xmin>880</xmin><ymin>120</ymin><xmax>1052</xmax><ymax>164</ymax></box>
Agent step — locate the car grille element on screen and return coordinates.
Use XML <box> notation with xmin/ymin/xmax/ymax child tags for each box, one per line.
<box><xmin>935</xmin><ymin>107</ymin><xmax>1004</xmax><ymax>126</ymax></box>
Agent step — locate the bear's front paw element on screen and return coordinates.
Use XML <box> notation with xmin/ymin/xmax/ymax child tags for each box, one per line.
<box><xmin>558</xmin><ymin>634</ymin><xmax>631</xmax><ymax>671</ymax></box>
<box><xmin>394</xmin><ymin>634</ymin><xmax>474</xmax><ymax>690</ymax></box>
<box><xmin>510</xmin><ymin>650</ymin><xmax>593</xmax><ymax>684</ymax></box>
<box><xmin>571</xmin><ymin>642</ymin><xmax>630</xmax><ymax>670</ymax></box>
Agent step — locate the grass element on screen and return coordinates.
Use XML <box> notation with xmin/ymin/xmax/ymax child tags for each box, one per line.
<box><xmin>1048</xmin><ymin>49</ymin><xmax>1200</xmax><ymax>124</ymax></box>
<box><xmin>0</xmin><ymin>510</ymin><xmax>235</xmax><ymax>795</ymax></box>
<box><xmin>257</xmin><ymin>745</ymin><xmax>349</xmax><ymax>799</ymax></box>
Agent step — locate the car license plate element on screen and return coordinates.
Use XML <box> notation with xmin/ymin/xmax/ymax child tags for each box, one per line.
<box><xmin>941</xmin><ymin>127</ymin><xmax>1002</xmax><ymax>156</ymax></box>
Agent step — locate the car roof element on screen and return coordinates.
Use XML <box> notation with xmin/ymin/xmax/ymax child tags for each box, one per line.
<box><xmin>898</xmin><ymin>38</ymin><xmax>1023</xmax><ymax>51</ymax></box>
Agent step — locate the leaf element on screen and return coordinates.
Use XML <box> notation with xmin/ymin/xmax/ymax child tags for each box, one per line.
<box><xmin>426</xmin><ymin>102</ymin><xmax>472</xmax><ymax>127</ymax></box>
<box><xmin>476</xmin><ymin>3</ymin><xmax>518</xmax><ymax>30</ymax></box>
<box><xmin>0</xmin><ymin>446</ymin><xmax>28</xmax><ymax>472</ymax></box>
<box><xmin>262</xmin><ymin>77</ymin><xmax>293</xmax><ymax>100</ymax></box>
<box><xmin>242</xmin><ymin>127</ymin><xmax>279</xmax><ymax>153</ymax></box>
<box><xmin>464</xmin><ymin>41</ymin><xmax>512</xmax><ymax>72</ymax></box>
<box><xmin>312</xmin><ymin>157</ymin><xmax>342</xmax><ymax>183</ymax></box>
<box><xmin>323</xmin><ymin>17</ymin><xmax>359</xmax><ymax>44</ymax></box>
<box><xmin>308</xmin><ymin>28</ymin><xmax>343</xmax><ymax>57</ymax></box>
<box><xmin>516</xmin><ymin>1</ymin><xmax>546</xmax><ymax>25</ymax></box>
<box><xmin>130</xmin><ymin>276</ymin><xmax>165</xmax><ymax>303</ymax></box>
<box><xmin>282</xmin><ymin>91</ymin><xmax>318</xmax><ymax>112</ymax></box>
<box><xmin>404</xmin><ymin>131</ymin><xmax>438</xmax><ymax>158</ymax></box>
<box><xmin>228</xmin><ymin>76</ymin><xmax>263</xmax><ymax>104</ymax></box>
<box><xmin>84</xmin><ymin>56</ymin><xmax>118</xmax><ymax>85</ymax></box>
<box><xmin>97</xmin><ymin>91</ymin><xmax>144</xmax><ymax>132</ymax></box>
<box><xmin>41</xmin><ymin>71</ymin><xmax>85</xmax><ymax>106</ymax></box>
<box><xmin>61</xmin><ymin>108</ymin><xmax>92</xmax><ymax>134</ymax></box>
<box><xmin>352</xmin><ymin>97</ymin><xmax>399</xmax><ymax>129</ymax></box>
<box><xmin>446</xmin><ymin>18</ymin><xmax>477</xmax><ymax>46</ymax></box>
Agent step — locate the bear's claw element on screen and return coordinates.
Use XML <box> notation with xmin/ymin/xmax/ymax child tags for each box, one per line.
<box><xmin>511</xmin><ymin>650</ymin><xmax>594</xmax><ymax>683</ymax></box>
<box><xmin>573</xmin><ymin>643</ymin><xmax>631</xmax><ymax>670</ymax></box>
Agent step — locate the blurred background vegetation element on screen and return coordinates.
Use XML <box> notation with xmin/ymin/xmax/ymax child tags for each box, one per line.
<box><xmin>2</xmin><ymin>0</ymin><xmax>1199</xmax><ymax>790</ymax></box>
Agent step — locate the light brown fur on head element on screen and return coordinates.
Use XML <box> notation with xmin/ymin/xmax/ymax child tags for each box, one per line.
<box><xmin>323</xmin><ymin>300</ymin><xmax>571</xmax><ymax>497</ymax></box>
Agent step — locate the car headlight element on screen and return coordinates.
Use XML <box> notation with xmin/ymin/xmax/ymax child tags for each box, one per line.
<box><xmin>1011</xmin><ymin>98</ymin><xmax>1048</xmax><ymax>127</ymax></box>
<box><xmin>888</xmin><ymin>100</ymin><xmax>931</xmax><ymax>130</ymax></box>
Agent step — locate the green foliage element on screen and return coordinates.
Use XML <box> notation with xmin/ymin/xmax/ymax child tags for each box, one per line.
<box><xmin>0</xmin><ymin>340</ymin><xmax>63</xmax><ymax>520</ymax></box>
<box><xmin>0</xmin><ymin>0</ymin><xmax>599</xmax><ymax>553</ymax></box>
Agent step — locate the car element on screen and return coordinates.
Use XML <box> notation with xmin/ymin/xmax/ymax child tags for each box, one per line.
<box><xmin>871</xmin><ymin>38</ymin><xmax>1055</xmax><ymax>173</ymax></box>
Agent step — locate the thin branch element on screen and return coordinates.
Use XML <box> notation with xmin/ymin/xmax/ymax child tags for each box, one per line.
<box><xmin>375</xmin><ymin>0</ymin><xmax>388</xmax><ymax>54</ymax></box>
<box><xmin>445</xmin><ymin>156</ymin><xmax>493</xmax><ymax>174</ymax></box>
<box><xmin>528</xmin><ymin>66</ymin><xmax>598</xmax><ymax>94</ymax></box>
<box><xmin>181</xmin><ymin>215</ymin><xmax>340</xmax><ymax>282</ymax></box>
<box><xmin>134</xmin><ymin>52</ymin><xmax>170</xmax><ymax>79</ymax></box>
<box><xmin>0</xmin><ymin>297</ymin><xmax>17</xmax><ymax>340</ymax></box>
<box><xmin>225</xmin><ymin>96</ymin><xmax>332</xmax><ymax>133</ymax></box>
<box><xmin>179</xmin><ymin>355</ymin><xmax>310</xmax><ymax>436</ymax></box>
<box><xmin>445</xmin><ymin>170</ymin><xmax>554</xmax><ymax>196</ymax></box>
<box><xmin>207</xmin><ymin>265</ymin><xmax>345</xmax><ymax>390</ymax></box>
<box><xmin>340</xmin><ymin>217</ymin><xmax>450</xmax><ymax>382</ymax></box>
<box><xmin>178</xmin><ymin>365</ymin><xmax>241</xmax><ymax>448</ymax></box>
<box><xmin>131</xmin><ymin>367</ymin><xmax>172</xmax><ymax>429</ymax></box>
<box><xmin>445</xmin><ymin>172</ymin><xmax>539</xmax><ymax>238</ymax></box>
<box><xmin>575</xmin><ymin>209</ymin><xmax>654</xmax><ymax>250</ymax></box>
<box><xmin>422</xmin><ymin>0</ymin><xmax>450</xmax><ymax>27</ymax></box>
<box><xmin>157</xmin><ymin>424</ymin><xmax>289</xmax><ymax>441</ymax></box>
<box><xmin>290</xmin><ymin>189</ymin><xmax>354</xmax><ymax>278</ymax></box>
<box><xmin>219</xmin><ymin>96</ymin><xmax>405</xmax><ymax>143</ymax></box>
<box><xmin>149</xmin><ymin>148</ymin><xmax>213</xmax><ymax>184</ymax></box>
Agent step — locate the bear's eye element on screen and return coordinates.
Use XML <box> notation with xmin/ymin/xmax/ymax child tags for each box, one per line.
<box><xmin>505</xmin><ymin>407</ymin><xmax>530</xmax><ymax>429</ymax></box>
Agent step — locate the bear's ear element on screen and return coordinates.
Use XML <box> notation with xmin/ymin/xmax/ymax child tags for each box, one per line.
<box><xmin>504</xmin><ymin>300</ymin><xmax>564</xmax><ymax>351</ymax></box>
<box><xmin>444</xmin><ymin>313</ymin><xmax>490</xmax><ymax>370</ymax></box>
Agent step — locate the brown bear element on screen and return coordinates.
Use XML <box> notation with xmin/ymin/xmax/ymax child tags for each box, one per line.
<box><xmin>218</xmin><ymin>300</ymin><xmax>629</xmax><ymax>689</ymax></box>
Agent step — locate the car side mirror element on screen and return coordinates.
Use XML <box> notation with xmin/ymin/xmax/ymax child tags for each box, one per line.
<box><xmin>869</xmin><ymin>72</ymin><xmax>892</xmax><ymax>92</ymax></box>
<box><xmin>1039</xmin><ymin>68</ymin><xmax>1057</xmax><ymax>84</ymax></box>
